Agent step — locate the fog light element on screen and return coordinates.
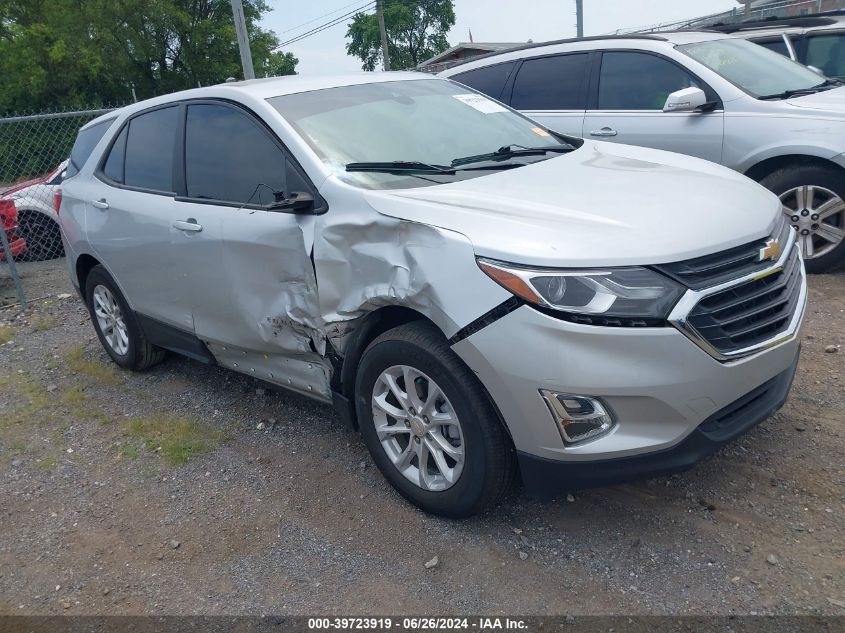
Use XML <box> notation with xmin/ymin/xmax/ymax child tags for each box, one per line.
<box><xmin>539</xmin><ymin>391</ymin><xmax>616</xmax><ymax>445</ymax></box>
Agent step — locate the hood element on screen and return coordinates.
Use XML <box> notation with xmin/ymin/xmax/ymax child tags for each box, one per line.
<box><xmin>361</xmin><ymin>141</ymin><xmax>780</xmax><ymax>268</ymax></box>
<box><xmin>785</xmin><ymin>86</ymin><xmax>845</xmax><ymax>113</ymax></box>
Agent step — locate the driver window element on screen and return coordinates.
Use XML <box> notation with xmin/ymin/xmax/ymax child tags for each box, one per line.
<box><xmin>598</xmin><ymin>51</ymin><xmax>702</xmax><ymax>110</ymax></box>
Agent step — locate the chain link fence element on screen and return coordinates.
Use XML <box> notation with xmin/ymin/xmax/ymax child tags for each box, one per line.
<box><xmin>0</xmin><ymin>106</ymin><xmax>119</xmax><ymax>310</ymax></box>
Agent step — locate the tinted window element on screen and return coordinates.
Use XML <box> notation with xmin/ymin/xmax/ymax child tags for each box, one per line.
<box><xmin>755</xmin><ymin>38</ymin><xmax>789</xmax><ymax>57</ymax></box>
<box><xmin>124</xmin><ymin>106</ymin><xmax>179</xmax><ymax>192</ymax></box>
<box><xmin>511</xmin><ymin>54</ymin><xmax>589</xmax><ymax>110</ymax></box>
<box><xmin>185</xmin><ymin>104</ymin><xmax>290</xmax><ymax>205</ymax></box>
<box><xmin>451</xmin><ymin>62</ymin><xmax>516</xmax><ymax>100</ymax></box>
<box><xmin>103</xmin><ymin>126</ymin><xmax>127</xmax><ymax>183</ymax></box>
<box><xmin>598</xmin><ymin>52</ymin><xmax>701</xmax><ymax>110</ymax></box>
<box><xmin>805</xmin><ymin>33</ymin><xmax>845</xmax><ymax>78</ymax></box>
<box><xmin>66</xmin><ymin>118</ymin><xmax>114</xmax><ymax>177</ymax></box>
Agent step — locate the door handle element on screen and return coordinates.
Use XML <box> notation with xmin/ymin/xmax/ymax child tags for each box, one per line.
<box><xmin>173</xmin><ymin>219</ymin><xmax>203</xmax><ymax>233</ymax></box>
<box><xmin>589</xmin><ymin>127</ymin><xmax>618</xmax><ymax>137</ymax></box>
<box><xmin>91</xmin><ymin>198</ymin><xmax>109</xmax><ymax>210</ymax></box>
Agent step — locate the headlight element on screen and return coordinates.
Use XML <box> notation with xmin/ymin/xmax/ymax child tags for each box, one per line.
<box><xmin>477</xmin><ymin>258</ymin><xmax>685</xmax><ymax>324</ymax></box>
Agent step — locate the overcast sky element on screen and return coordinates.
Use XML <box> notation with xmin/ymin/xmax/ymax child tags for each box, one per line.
<box><xmin>259</xmin><ymin>0</ymin><xmax>742</xmax><ymax>75</ymax></box>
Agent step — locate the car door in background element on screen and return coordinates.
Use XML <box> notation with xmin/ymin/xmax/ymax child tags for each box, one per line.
<box><xmin>86</xmin><ymin>105</ymin><xmax>190</xmax><ymax>329</ymax></box>
<box><xmin>804</xmin><ymin>31</ymin><xmax>845</xmax><ymax>80</ymax></box>
<box><xmin>583</xmin><ymin>51</ymin><xmax>725</xmax><ymax>164</ymax></box>
<box><xmin>174</xmin><ymin>101</ymin><xmax>322</xmax><ymax>366</ymax></box>
<box><xmin>507</xmin><ymin>53</ymin><xmax>590</xmax><ymax>137</ymax></box>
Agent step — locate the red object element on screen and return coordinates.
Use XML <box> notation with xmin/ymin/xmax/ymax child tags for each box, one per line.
<box><xmin>1</xmin><ymin>176</ymin><xmax>43</xmax><ymax>197</ymax></box>
<box><xmin>53</xmin><ymin>188</ymin><xmax>63</xmax><ymax>215</ymax></box>
<box><xmin>0</xmin><ymin>198</ymin><xmax>27</xmax><ymax>260</ymax></box>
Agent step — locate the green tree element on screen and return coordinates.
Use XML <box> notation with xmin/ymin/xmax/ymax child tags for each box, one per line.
<box><xmin>346</xmin><ymin>0</ymin><xmax>454</xmax><ymax>71</ymax></box>
<box><xmin>0</xmin><ymin>0</ymin><xmax>298</xmax><ymax>115</ymax></box>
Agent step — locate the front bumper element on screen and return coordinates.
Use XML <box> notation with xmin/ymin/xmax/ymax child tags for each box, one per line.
<box><xmin>451</xmin><ymin>296</ymin><xmax>804</xmax><ymax>490</ymax></box>
<box><xmin>517</xmin><ymin>356</ymin><xmax>797</xmax><ymax>497</ymax></box>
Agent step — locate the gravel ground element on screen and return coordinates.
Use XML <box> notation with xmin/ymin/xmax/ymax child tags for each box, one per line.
<box><xmin>0</xmin><ymin>265</ymin><xmax>843</xmax><ymax>616</ymax></box>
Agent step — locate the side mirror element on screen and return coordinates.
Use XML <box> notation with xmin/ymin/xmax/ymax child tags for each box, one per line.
<box><xmin>266</xmin><ymin>191</ymin><xmax>315</xmax><ymax>213</ymax></box>
<box><xmin>663</xmin><ymin>87</ymin><xmax>708</xmax><ymax>113</ymax></box>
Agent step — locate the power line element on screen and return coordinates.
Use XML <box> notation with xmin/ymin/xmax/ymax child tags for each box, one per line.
<box><xmin>277</xmin><ymin>0</ymin><xmax>375</xmax><ymax>36</ymax></box>
<box><xmin>276</xmin><ymin>1</ymin><xmax>375</xmax><ymax>49</ymax></box>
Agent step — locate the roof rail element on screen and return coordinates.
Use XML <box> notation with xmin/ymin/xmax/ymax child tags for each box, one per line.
<box><xmin>709</xmin><ymin>13</ymin><xmax>844</xmax><ymax>33</ymax></box>
<box><xmin>441</xmin><ymin>34</ymin><xmax>667</xmax><ymax>72</ymax></box>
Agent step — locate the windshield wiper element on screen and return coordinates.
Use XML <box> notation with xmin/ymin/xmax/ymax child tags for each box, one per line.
<box><xmin>344</xmin><ymin>160</ymin><xmax>531</xmax><ymax>175</ymax></box>
<box><xmin>450</xmin><ymin>143</ymin><xmax>574</xmax><ymax>167</ymax></box>
<box><xmin>346</xmin><ymin>160</ymin><xmax>455</xmax><ymax>174</ymax></box>
<box><xmin>758</xmin><ymin>78</ymin><xmax>844</xmax><ymax>100</ymax></box>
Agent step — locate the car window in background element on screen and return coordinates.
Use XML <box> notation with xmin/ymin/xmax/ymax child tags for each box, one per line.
<box><xmin>680</xmin><ymin>37</ymin><xmax>822</xmax><ymax>98</ymax></box>
<box><xmin>598</xmin><ymin>51</ymin><xmax>701</xmax><ymax>110</ymax></box>
<box><xmin>754</xmin><ymin>38</ymin><xmax>790</xmax><ymax>57</ymax></box>
<box><xmin>451</xmin><ymin>61</ymin><xmax>516</xmax><ymax>101</ymax></box>
<box><xmin>124</xmin><ymin>106</ymin><xmax>179</xmax><ymax>192</ymax></box>
<box><xmin>805</xmin><ymin>33</ymin><xmax>845</xmax><ymax>79</ymax></box>
<box><xmin>185</xmin><ymin>104</ymin><xmax>291</xmax><ymax>205</ymax></box>
<box><xmin>268</xmin><ymin>79</ymin><xmax>576</xmax><ymax>190</ymax></box>
<box><xmin>511</xmin><ymin>54</ymin><xmax>589</xmax><ymax>110</ymax></box>
<box><xmin>103</xmin><ymin>126</ymin><xmax>127</xmax><ymax>183</ymax></box>
<box><xmin>66</xmin><ymin>118</ymin><xmax>114</xmax><ymax>177</ymax></box>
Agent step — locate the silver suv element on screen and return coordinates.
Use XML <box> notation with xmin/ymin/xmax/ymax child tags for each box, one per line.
<box><xmin>441</xmin><ymin>31</ymin><xmax>845</xmax><ymax>272</ymax></box>
<box><xmin>60</xmin><ymin>74</ymin><xmax>805</xmax><ymax>517</ymax></box>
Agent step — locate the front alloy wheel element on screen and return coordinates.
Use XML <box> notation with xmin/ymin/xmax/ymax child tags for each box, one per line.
<box><xmin>355</xmin><ymin>321</ymin><xmax>515</xmax><ymax>517</ymax></box>
<box><xmin>780</xmin><ymin>184</ymin><xmax>845</xmax><ymax>260</ymax></box>
<box><xmin>372</xmin><ymin>365</ymin><xmax>465</xmax><ymax>491</ymax></box>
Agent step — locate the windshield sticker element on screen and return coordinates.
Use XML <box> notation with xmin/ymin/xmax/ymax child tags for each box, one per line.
<box><xmin>452</xmin><ymin>93</ymin><xmax>508</xmax><ymax>114</ymax></box>
<box><xmin>531</xmin><ymin>126</ymin><xmax>551</xmax><ymax>137</ymax></box>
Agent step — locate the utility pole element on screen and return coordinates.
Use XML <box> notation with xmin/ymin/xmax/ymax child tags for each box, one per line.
<box><xmin>575</xmin><ymin>0</ymin><xmax>584</xmax><ymax>38</ymax></box>
<box><xmin>231</xmin><ymin>0</ymin><xmax>255</xmax><ymax>80</ymax></box>
<box><xmin>377</xmin><ymin>0</ymin><xmax>391</xmax><ymax>71</ymax></box>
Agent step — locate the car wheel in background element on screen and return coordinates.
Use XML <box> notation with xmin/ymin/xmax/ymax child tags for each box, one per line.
<box><xmin>759</xmin><ymin>165</ymin><xmax>845</xmax><ymax>273</ymax></box>
<box><xmin>84</xmin><ymin>265</ymin><xmax>165</xmax><ymax>371</ymax></box>
<box><xmin>355</xmin><ymin>321</ymin><xmax>515</xmax><ymax>518</ymax></box>
<box><xmin>17</xmin><ymin>211</ymin><xmax>64</xmax><ymax>261</ymax></box>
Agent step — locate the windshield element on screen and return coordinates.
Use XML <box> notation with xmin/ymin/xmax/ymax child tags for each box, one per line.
<box><xmin>268</xmin><ymin>79</ymin><xmax>578</xmax><ymax>190</ymax></box>
<box><xmin>679</xmin><ymin>38</ymin><xmax>827</xmax><ymax>98</ymax></box>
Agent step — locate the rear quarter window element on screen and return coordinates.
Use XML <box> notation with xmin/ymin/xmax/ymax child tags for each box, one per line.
<box><xmin>66</xmin><ymin>118</ymin><xmax>115</xmax><ymax>177</ymax></box>
<box><xmin>450</xmin><ymin>62</ymin><xmax>516</xmax><ymax>100</ymax></box>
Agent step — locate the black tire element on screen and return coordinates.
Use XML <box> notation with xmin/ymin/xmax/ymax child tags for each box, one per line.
<box><xmin>355</xmin><ymin>321</ymin><xmax>515</xmax><ymax>518</ymax></box>
<box><xmin>84</xmin><ymin>265</ymin><xmax>165</xmax><ymax>371</ymax></box>
<box><xmin>758</xmin><ymin>164</ymin><xmax>845</xmax><ymax>273</ymax></box>
<box><xmin>16</xmin><ymin>211</ymin><xmax>64</xmax><ymax>262</ymax></box>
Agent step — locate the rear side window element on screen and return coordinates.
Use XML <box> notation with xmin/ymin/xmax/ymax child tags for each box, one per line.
<box><xmin>66</xmin><ymin>118</ymin><xmax>114</xmax><ymax>177</ymax></box>
<box><xmin>805</xmin><ymin>33</ymin><xmax>845</xmax><ymax>79</ymax></box>
<box><xmin>598</xmin><ymin>51</ymin><xmax>702</xmax><ymax>110</ymax></box>
<box><xmin>124</xmin><ymin>106</ymin><xmax>179</xmax><ymax>192</ymax></box>
<box><xmin>184</xmin><ymin>103</ymin><xmax>292</xmax><ymax>205</ymax></box>
<box><xmin>450</xmin><ymin>62</ymin><xmax>516</xmax><ymax>100</ymax></box>
<box><xmin>510</xmin><ymin>54</ymin><xmax>589</xmax><ymax>110</ymax></box>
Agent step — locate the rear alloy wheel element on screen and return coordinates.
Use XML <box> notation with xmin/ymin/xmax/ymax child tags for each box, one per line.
<box><xmin>759</xmin><ymin>164</ymin><xmax>845</xmax><ymax>273</ymax></box>
<box><xmin>84</xmin><ymin>264</ymin><xmax>165</xmax><ymax>371</ymax></box>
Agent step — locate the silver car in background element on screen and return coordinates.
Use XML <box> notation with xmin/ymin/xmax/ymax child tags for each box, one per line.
<box><xmin>59</xmin><ymin>74</ymin><xmax>805</xmax><ymax>517</ymax></box>
<box><xmin>442</xmin><ymin>32</ymin><xmax>845</xmax><ymax>272</ymax></box>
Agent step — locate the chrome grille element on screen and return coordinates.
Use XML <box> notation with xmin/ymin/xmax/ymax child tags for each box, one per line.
<box><xmin>655</xmin><ymin>218</ymin><xmax>793</xmax><ymax>290</ymax></box>
<box><xmin>668</xmin><ymin>235</ymin><xmax>806</xmax><ymax>361</ymax></box>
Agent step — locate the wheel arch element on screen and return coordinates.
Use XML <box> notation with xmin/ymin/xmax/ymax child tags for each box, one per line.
<box><xmin>744</xmin><ymin>154</ymin><xmax>845</xmax><ymax>184</ymax></box>
<box><xmin>332</xmin><ymin>306</ymin><xmax>436</xmax><ymax>428</ymax></box>
<box><xmin>75</xmin><ymin>253</ymin><xmax>102</xmax><ymax>293</ymax></box>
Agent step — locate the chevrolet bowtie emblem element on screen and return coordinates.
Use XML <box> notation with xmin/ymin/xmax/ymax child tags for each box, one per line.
<box><xmin>759</xmin><ymin>238</ymin><xmax>782</xmax><ymax>262</ymax></box>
